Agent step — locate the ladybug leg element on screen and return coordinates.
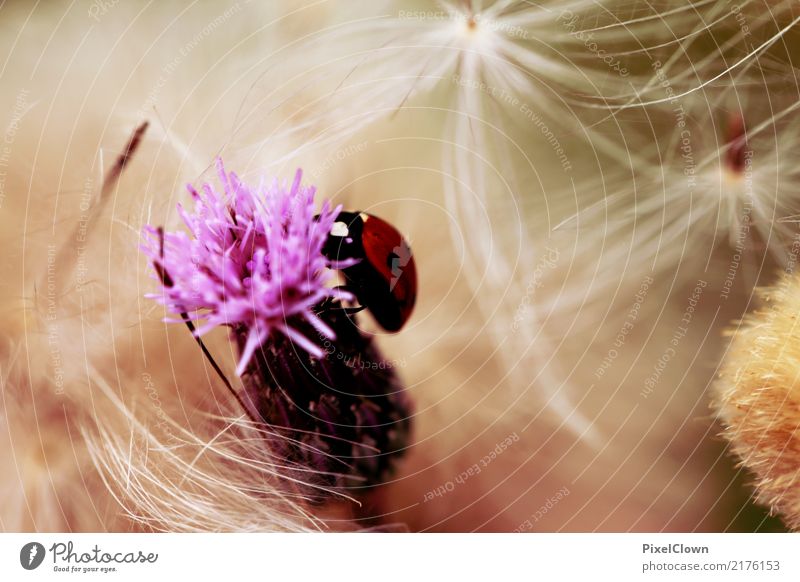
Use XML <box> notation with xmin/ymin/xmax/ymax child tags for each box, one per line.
<box><xmin>334</xmin><ymin>285</ymin><xmax>367</xmax><ymax>316</ymax></box>
<box><xmin>317</xmin><ymin>302</ymin><xmax>366</xmax><ymax>316</ymax></box>
<box><xmin>317</xmin><ymin>285</ymin><xmax>367</xmax><ymax>316</ymax></box>
<box><xmin>315</xmin><ymin>296</ymin><xmax>335</xmax><ymax>312</ymax></box>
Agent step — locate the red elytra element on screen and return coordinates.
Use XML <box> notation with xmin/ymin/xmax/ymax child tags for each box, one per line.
<box><xmin>321</xmin><ymin>211</ymin><xmax>417</xmax><ymax>331</ymax></box>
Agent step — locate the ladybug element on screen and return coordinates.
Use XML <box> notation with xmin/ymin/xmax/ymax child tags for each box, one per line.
<box><xmin>321</xmin><ymin>211</ymin><xmax>417</xmax><ymax>331</ymax></box>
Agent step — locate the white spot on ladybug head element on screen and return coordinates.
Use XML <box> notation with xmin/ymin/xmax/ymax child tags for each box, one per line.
<box><xmin>330</xmin><ymin>221</ymin><xmax>349</xmax><ymax>237</ymax></box>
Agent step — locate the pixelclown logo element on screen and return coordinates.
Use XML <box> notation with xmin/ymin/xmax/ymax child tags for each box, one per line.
<box><xmin>20</xmin><ymin>542</ymin><xmax>46</xmax><ymax>570</ymax></box>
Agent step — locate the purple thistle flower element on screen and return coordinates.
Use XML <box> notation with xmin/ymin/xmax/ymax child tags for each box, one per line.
<box><xmin>141</xmin><ymin>159</ymin><xmax>412</xmax><ymax>494</ymax></box>
<box><xmin>141</xmin><ymin>159</ymin><xmax>354</xmax><ymax>375</ymax></box>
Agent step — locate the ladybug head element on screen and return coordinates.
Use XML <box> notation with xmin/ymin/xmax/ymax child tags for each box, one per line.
<box><xmin>320</xmin><ymin>211</ymin><xmax>366</xmax><ymax>263</ymax></box>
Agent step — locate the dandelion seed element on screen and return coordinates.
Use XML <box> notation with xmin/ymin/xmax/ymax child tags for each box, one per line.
<box><xmin>547</xmin><ymin>90</ymin><xmax>800</xmax><ymax>320</ymax></box>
